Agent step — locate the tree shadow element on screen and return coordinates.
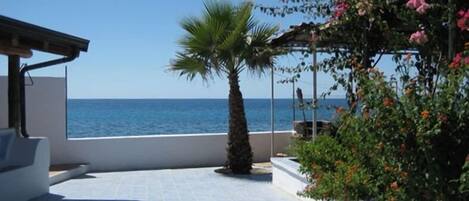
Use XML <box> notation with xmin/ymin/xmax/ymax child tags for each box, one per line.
<box><xmin>214</xmin><ymin>167</ymin><xmax>273</xmax><ymax>182</ymax></box>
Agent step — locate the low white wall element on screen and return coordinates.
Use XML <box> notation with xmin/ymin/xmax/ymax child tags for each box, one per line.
<box><xmin>61</xmin><ymin>131</ymin><xmax>292</xmax><ymax>172</ymax></box>
<box><xmin>0</xmin><ymin>76</ymin><xmax>293</xmax><ymax>172</ymax></box>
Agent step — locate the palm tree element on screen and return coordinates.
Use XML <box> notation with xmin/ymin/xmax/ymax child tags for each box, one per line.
<box><xmin>169</xmin><ymin>0</ymin><xmax>278</xmax><ymax>174</ymax></box>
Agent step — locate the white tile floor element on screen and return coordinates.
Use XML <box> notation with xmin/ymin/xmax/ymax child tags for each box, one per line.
<box><xmin>33</xmin><ymin>167</ymin><xmax>301</xmax><ymax>201</ymax></box>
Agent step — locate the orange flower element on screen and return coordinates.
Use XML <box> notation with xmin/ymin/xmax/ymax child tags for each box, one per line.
<box><xmin>438</xmin><ymin>113</ymin><xmax>448</xmax><ymax>123</ymax></box>
<box><xmin>336</xmin><ymin>107</ymin><xmax>345</xmax><ymax>114</ymax></box>
<box><xmin>363</xmin><ymin>109</ymin><xmax>370</xmax><ymax>119</ymax></box>
<box><xmin>335</xmin><ymin>160</ymin><xmax>344</xmax><ymax>166</ymax></box>
<box><xmin>421</xmin><ymin>110</ymin><xmax>430</xmax><ymax>119</ymax></box>
<box><xmin>390</xmin><ymin>181</ymin><xmax>399</xmax><ymax>191</ymax></box>
<box><xmin>400</xmin><ymin>127</ymin><xmax>407</xmax><ymax>133</ymax></box>
<box><xmin>383</xmin><ymin>98</ymin><xmax>394</xmax><ymax>107</ymax></box>
<box><xmin>404</xmin><ymin>88</ymin><xmax>413</xmax><ymax>96</ymax></box>
<box><xmin>351</xmin><ymin>145</ymin><xmax>357</xmax><ymax>153</ymax></box>
<box><xmin>400</xmin><ymin>171</ymin><xmax>408</xmax><ymax>179</ymax></box>
<box><xmin>400</xmin><ymin>143</ymin><xmax>406</xmax><ymax>153</ymax></box>
<box><xmin>367</xmin><ymin>67</ymin><xmax>378</xmax><ymax>73</ymax></box>
<box><xmin>311</xmin><ymin>163</ymin><xmax>319</xmax><ymax>169</ymax></box>
<box><xmin>376</xmin><ymin>142</ymin><xmax>384</xmax><ymax>150</ymax></box>
<box><xmin>357</xmin><ymin>88</ymin><xmax>365</xmax><ymax>99</ymax></box>
<box><xmin>384</xmin><ymin>164</ymin><xmax>392</xmax><ymax>172</ymax></box>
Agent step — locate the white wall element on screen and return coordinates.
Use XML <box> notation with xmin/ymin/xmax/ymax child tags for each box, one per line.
<box><xmin>0</xmin><ymin>77</ymin><xmax>8</xmax><ymax>128</ymax></box>
<box><xmin>0</xmin><ymin>76</ymin><xmax>293</xmax><ymax>172</ymax></box>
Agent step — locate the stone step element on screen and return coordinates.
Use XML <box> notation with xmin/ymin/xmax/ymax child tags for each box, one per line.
<box><xmin>49</xmin><ymin>164</ymin><xmax>89</xmax><ymax>185</ymax></box>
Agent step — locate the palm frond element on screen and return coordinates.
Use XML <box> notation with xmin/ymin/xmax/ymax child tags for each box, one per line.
<box><xmin>169</xmin><ymin>52</ymin><xmax>211</xmax><ymax>81</ymax></box>
<box><xmin>169</xmin><ymin>0</ymin><xmax>279</xmax><ymax>80</ymax></box>
<box><xmin>219</xmin><ymin>2</ymin><xmax>253</xmax><ymax>52</ymax></box>
<box><xmin>244</xmin><ymin>23</ymin><xmax>280</xmax><ymax>73</ymax></box>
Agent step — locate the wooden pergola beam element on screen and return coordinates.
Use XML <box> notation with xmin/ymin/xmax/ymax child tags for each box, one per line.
<box><xmin>0</xmin><ymin>45</ymin><xmax>32</xmax><ymax>58</ymax></box>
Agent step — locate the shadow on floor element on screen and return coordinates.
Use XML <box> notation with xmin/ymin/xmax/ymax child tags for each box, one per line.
<box><xmin>72</xmin><ymin>174</ymin><xmax>97</xmax><ymax>179</ymax></box>
<box><xmin>218</xmin><ymin>172</ymin><xmax>273</xmax><ymax>182</ymax></box>
<box><xmin>31</xmin><ymin>193</ymin><xmax>138</xmax><ymax>201</ymax></box>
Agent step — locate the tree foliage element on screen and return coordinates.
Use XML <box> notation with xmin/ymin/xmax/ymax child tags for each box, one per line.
<box><xmin>170</xmin><ymin>0</ymin><xmax>279</xmax><ymax>174</ymax></box>
<box><xmin>261</xmin><ymin>0</ymin><xmax>469</xmax><ymax>200</ymax></box>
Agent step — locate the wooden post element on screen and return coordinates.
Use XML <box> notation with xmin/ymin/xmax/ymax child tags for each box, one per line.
<box><xmin>8</xmin><ymin>55</ymin><xmax>21</xmax><ymax>135</ymax></box>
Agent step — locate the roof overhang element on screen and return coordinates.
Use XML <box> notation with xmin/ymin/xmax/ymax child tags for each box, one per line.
<box><xmin>0</xmin><ymin>15</ymin><xmax>89</xmax><ymax>58</ymax></box>
<box><xmin>270</xmin><ymin>22</ymin><xmax>416</xmax><ymax>54</ymax></box>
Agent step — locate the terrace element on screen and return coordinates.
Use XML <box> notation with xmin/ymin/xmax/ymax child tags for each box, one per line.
<box><xmin>3</xmin><ymin>0</ymin><xmax>465</xmax><ymax>200</ymax></box>
<box><xmin>0</xmin><ymin>13</ymin><xmax>305</xmax><ymax>201</ymax></box>
<box><xmin>35</xmin><ymin>166</ymin><xmax>301</xmax><ymax>201</ymax></box>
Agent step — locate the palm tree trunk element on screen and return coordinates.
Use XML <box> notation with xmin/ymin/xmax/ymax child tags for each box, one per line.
<box><xmin>226</xmin><ymin>70</ymin><xmax>252</xmax><ymax>174</ymax></box>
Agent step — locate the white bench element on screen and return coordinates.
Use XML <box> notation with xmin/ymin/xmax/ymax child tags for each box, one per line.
<box><xmin>0</xmin><ymin>129</ymin><xmax>50</xmax><ymax>201</ymax></box>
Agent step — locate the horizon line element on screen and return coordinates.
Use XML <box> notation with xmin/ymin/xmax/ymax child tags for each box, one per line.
<box><xmin>67</xmin><ymin>97</ymin><xmax>347</xmax><ymax>100</ymax></box>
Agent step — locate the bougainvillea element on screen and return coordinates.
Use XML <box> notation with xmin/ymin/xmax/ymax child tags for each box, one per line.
<box><xmin>457</xmin><ymin>9</ymin><xmax>469</xmax><ymax>31</ymax></box>
<box><xmin>409</xmin><ymin>30</ymin><xmax>429</xmax><ymax>45</ymax></box>
<box><xmin>406</xmin><ymin>0</ymin><xmax>431</xmax><ymax>14</ymax></box>
<box><xmin>260</xmin><ymin>0</ymin><xmax>469</xmax><ymax>200</ymax></box>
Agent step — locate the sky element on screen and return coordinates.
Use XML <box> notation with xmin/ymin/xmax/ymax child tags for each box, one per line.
<box><xmin>0</xmin><ymin>0</ymin><xmax>396</xmax><ymax>99</ymax></box>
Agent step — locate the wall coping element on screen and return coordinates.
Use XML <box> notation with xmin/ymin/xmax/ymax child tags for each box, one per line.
<box><xmin>67</xmin><ymin>130</ymin><xmax>293</xmax><ymax>141</ymax></box>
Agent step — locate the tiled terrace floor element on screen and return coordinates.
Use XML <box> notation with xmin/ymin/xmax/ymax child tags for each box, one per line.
<box><xmin>34</xmin><ymin>167</ymin><xmax>301</xmax><ymax>201</ymax></box>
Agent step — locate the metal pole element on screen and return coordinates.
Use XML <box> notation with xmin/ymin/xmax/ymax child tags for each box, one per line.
<box><xmin>448</xmin><ymin>0</ymin><xmax>455</xmax><ymax>59</ymax></box>
<box><xmin>312</xmin><ymin>43</ymin><xmax>318</xmax><ymax>140</ymax></box>
<box><xmin>270</xmin><ymin>65</ymin><xmax>275</xmax><ymax>157</ymax></box>
<box><xmin>292</xmin><ymin>79</ymin><xmax>296</xmax><ymax>122</ymax></box>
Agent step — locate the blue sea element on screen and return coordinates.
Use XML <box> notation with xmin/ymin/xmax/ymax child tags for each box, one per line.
<box><xmin>67</xmin><ymin>99</ymin><xmax>347</xmax><ymax>138</ymax></box>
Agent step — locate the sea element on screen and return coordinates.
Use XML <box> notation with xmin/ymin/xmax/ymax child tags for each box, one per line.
<box><xmin>67</xmin><ymin>99</ymin><xmax>347</xmax><ymax>138</ymax></box>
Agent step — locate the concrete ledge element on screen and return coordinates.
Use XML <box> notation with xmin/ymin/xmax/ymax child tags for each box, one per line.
<box><xmin>49</xmin><ymin>164</ymin><xmax>89</xmax><ymax>185</ymax></box>
<box><xmin>50</xmin><ymin>131</ymin><xmax>293</xmax><ymax>172</ymax></box>
<box><xmin>272</xmin><ymin>157</ymin><xmax>313</xmax><ymax>201</ymax></box>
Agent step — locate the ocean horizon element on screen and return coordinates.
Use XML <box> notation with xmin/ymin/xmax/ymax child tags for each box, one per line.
<box><xmin>67</xmin><ymin>98</ymin><xmax>347</xmax><ymax>138</ymax></box>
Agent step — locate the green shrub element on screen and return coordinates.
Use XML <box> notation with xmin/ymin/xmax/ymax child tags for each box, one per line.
<box><xmin>294</xmin><ymin>48</ymin><xmax>469</xmax><ymax>200</ymax></box>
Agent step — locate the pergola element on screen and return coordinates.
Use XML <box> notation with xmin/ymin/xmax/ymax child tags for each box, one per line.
<box><xmin>0</xmin><ymin>15</ymin><xmax>89</xmax><ymax>138</ymax></box>
<box><xmin>267</xmin><ymin>22</ymin><xmax>418</xmax><ymax>152</ymax></box>
<box><xmin>267</xmin><ymin>23</ymin><xmax>324</xmax><ymax>153</ymax></box>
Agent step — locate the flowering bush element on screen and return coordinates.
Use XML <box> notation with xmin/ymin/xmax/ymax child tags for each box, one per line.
<box><xmin>268</xmin><ymin>0</ymin><xmax>469</xmax><ymax>200</ymax></box>
<box><xmin>260</xmin><ymin>0</ymin><xmax>468</xmax><ymax>199</ymax></box>
<box><xmin>294</xmin><ymin>46</ymin><xmax>469</xmax><ymax>199</ymax></box>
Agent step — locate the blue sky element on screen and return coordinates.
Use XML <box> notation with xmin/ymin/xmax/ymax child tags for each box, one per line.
<box><xmin>0</xmin><ymin>0</ymin><xmax>396</xmax><ymax>99</ymax></box>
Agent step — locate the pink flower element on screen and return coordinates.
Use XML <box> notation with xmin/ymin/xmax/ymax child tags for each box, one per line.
<box><xmin>407</xmin><ymin>0</ymin><xmax>431</xmax><ymax>14</ymax></box>
<box><xmin>333</xmin><ymin>2</ymin><xmax>349</xmax><ymax>19</ymax></box>
<box><xmin>406</xmin><ymin>0</ymin><xmax>422</xmax><ymax>9</ymax></box>
<box><xmin>458</xmin><ymin>9</ymin><xmax>469</xmax><ymax>19</ymax></box>
<box><xmin>454</xmin><ymin>53</ymin><xmax>463</xmax><ymax>63</ymax></box>
<box><xmin>449</xmin><ymin>53</ymin><xmax>463</xmax><ymax>69</ymax></box>
<box><xmin>464</xmin><ymin>57</ymin><xmax>469</xmax><ymax>65</ymax></box>
<box><xmin>416</xmin><ymin>2</ymin><xmax>430</xmax><ymax>14</ymax></box>
<box><xmin>409</xmin><ymin>31</ymin><xmax>428</xmax><ymax>45</ymax></box>
<box><xmin>457</xmin><ymin>9</ymin><xmax>469</xmax><ymax>31</ymax></box>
